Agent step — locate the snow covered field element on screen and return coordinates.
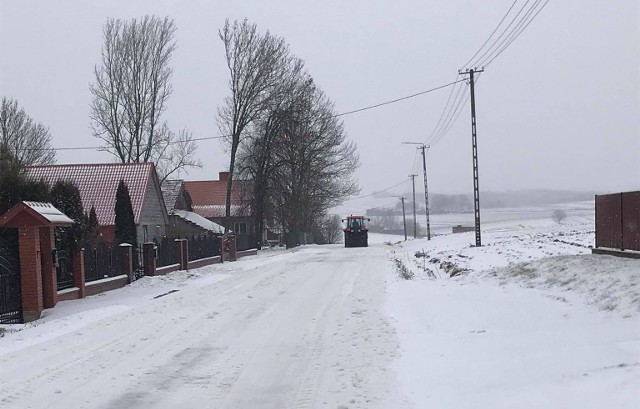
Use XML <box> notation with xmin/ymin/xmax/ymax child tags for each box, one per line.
<box><xmin>385</xmin><ymin>203</ymin><xmax>640</xmax><ymax>408</ymax></box>
<box><xmin>1</xmin><ymin>202</ymin><xmax>639</xmax><ymax>408</ymax></box>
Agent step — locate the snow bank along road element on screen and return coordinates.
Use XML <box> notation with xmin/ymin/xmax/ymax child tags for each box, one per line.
<box><xmin>0</xmin><ymin>246</ymin><xmax>397</xmax><ymax>409</ymax></box>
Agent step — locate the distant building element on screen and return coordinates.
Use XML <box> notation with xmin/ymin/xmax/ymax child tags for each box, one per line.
<box><xmin>184</xmin><ymin>172</ymin><xmax>254</xmax><ymax>249</ymax></box>
<box><xmin>161</xmin><ymin>179</ymin><xmax>224</xmax><ymax>238</ymax></box>
<box><xmin>452</xmin><ymin>225</ymin><xmax>475</xmax><ymax>234</ymax></box>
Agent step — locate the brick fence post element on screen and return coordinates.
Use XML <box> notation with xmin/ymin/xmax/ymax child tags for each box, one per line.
<box><xmin>175</xmin><ymin>239</ymin><xmax>188</xmax><ymax>270</ymax></box>
<box><xmin>73</xmin><ymin>248</ymin><xmax>86</xmax><ymax>298</ymax></box>
<box><xmin>18</xmin><ymin>226</ymin><xmax>43</xmax><ymax>322</ymax></box>
<box><xmin>119</xmin><ymin>243</ymin><xmax>133</xmax><ymax>283</ymax></box>
<box><xmin>219</xmin><ymin>236</ymin><xmax>225</xmax><ymax>263</ymax></box>
<box><xmin>143</xmin><ymin>242</ymin><xmax>157</xmax><ymax>276</ymax></box>
<box><xmin>228</xmin><ymin>234</ymin><xmax>237</xmax><ymax>262</ymax></box>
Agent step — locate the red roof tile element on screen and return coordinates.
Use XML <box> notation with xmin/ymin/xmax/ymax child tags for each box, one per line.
<box><xmin>184</xmin><ymin>172</ymin><xmax>251</xmax><ymax>219</ymax></box>
<box><xmin>184</xmin><ymin>178</ymin><xmax>250</xmax><ymax>207</ymax></box>
<box><xmin>25</xmin><ymin>163</ymin><xmax>157</xmax><ymax>226</ymax></box>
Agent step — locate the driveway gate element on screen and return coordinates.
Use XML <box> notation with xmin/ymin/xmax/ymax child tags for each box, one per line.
<box><xmin>0</xmin><ymin>244</ymin><xmax>22</xmax><ymax>324</ymax></box>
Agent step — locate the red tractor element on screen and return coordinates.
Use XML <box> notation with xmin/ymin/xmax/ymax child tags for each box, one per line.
<box><xmin>343</xmin><ymin>215</ymin><xmax>370</xmax><ymax>248</ymax></box>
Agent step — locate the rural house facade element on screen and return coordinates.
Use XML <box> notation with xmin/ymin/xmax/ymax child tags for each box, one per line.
<box><xmin>161</xmin><ymin>179</ymin><xmax>225</xmax><ymax>238</ymax></box>
<box><xmin>26</xmin><ymin>162</ymin><xmax>169</xmax><ymax>245</ymax></box>
<box><xmin>184</xmin><ymin>172</ymin><xmax>255</xmax><ymax>249</ymax></box>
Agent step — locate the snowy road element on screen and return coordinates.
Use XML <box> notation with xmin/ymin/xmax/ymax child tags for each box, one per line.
<box><xmin>0</xmin><ymin>246</ymin><xmax>397</xmax><ymax>409</ymax></box>
<box><xmin>2</xmin><ymin>213</ymin><xmax>639</xmax><ymax>409</ymax></box>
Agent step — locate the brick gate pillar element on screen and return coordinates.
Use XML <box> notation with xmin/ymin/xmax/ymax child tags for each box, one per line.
<box><xmin>39</xmin><ymin>226</ymin><xmax>57</xmax><ymax>308</ymax></box>
<box><xmin>18</xmin><ymin>227</ymin><xmax>43</xmax><ymax>322</ymax></box>
<box><xmin>143</xmin><ymin>242</ymin><xmax>157</xmax><ymax>276</ymax></box>
<box><xmin>119</xmin><ymin>244</ymin><xmax>133</xmax><ymax>283</ymax></box>
<box><xmin>73</xmin><ymin>248</ymin><xmax>86</xmax><ymax>298</ymax></box>
<box><xmin>175</xmin><ymin>239</ymin><xmax>189</xmax><ymax>270</ymax></box>
<box><xmin>228</xmin><ymin>234</ymin><xmax>237</xmax><ymax>262</ymax></box>
<box><xmin>219</xmin><ymin>236</ymin><xmax>225</xmax><ymax>263</ymax></box>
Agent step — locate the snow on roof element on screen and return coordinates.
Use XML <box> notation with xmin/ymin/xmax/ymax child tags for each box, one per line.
<box><xmin>25</xmin><ymin>163</ymin><xmax>157</xmax><ymax>226</ymax></box>
<box><xmin>23</xmin><ymin>202</ymin><xmax>74</xmax><ymax>225</ymax></box>
<box><xmin>171</xmin><ymin>210</ymin><xmax>225</xmax><ymax>234</ymax></box>
<box><xmin>192</xmin><ymin>204</ymin><xmax>248</xmax><ymax>219</ymax></box>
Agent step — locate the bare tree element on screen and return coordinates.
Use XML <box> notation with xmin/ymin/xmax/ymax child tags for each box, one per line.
<box><xmin>552</xmin><ymin>209</ymin><xmax>567</xmax><ymax>224</ymax></box>
<box><xmin>0</xmin><ymin>97</ymin><xmax>55</xmax><ymax>167</ymax></box>
<box><xmin>218</xmin><ymin>19</ymin><xmax>292</xmax><ymax>232</ymax></box>
<box><xmin>90</xmin><ymin>16</ymin><xmax>200</xmax><ymax>182</ymax></box>
<box><xmin>270</xmin><ymin>83</ymin><xmax>360</xmax><ymax>239</ymax></box>
<box><xmin>236</xmin><ymin>62</ymin><xmax>308</xmax><ymax>246</ymax></box>
<box><xmin>152</xmin><ymin>128</ymin><xmax>199</xmax><ymax>184</ymax></box>
<box><xmin>313</xmin><ymin>213</ymin><xmax>343</xmax><ymax>244</ymax></box>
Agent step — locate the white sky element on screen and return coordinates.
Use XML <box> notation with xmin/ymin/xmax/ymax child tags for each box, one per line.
<box><xmin>1</xmin><ymin>0</ymin><xmax>638</xmax><ymax>196</ymax></box>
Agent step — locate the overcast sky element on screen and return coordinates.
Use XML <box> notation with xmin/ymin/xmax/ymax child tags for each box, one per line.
<box><xmin>1</xmin><ymin>0</ymin><xmax>638</xmax><ymax>198</ymax></box>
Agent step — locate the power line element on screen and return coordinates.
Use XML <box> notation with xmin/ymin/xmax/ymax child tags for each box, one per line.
<box><xmin>331</xmin><ymin>79</ymin><xmax>465</xmax><ymax>118</ymax></box>
<box><xmin>427</xmin><ymin>81</ymin><xmax>470</xmax><ymax>146</ymax></box>
<box><xmin>480</xmin><ymin>0</ymin><xmax>551</xmax><ymax>67</ymax></box>
<box><xmin>425</xmin><ymin>75</ymin><xmax>462</xmax><ymax>143</ymax></box>
<box><xmin>429</xmin><ymin>85</ymin><xmax>471</xmax><ymax>147</ymax></box>
<box><xmin>342</xmin><ymin>178</ymin><xmax>410</xmax><ymax>202</ymax></box>
<box><xmin>460</xmin><ymin>0</ymin><xmax>521</xmax><ymax>69</ymax></box>
<box><xmin>429</xmin><ymin>81</ymin><xmax>467</xmax><ymax>143</ymax></box>
<box><xmin>426</xmin><ymin>0</ymin><xmax>550</xmax><ymax>148</ymax></box>
<box><xmin>468</xmin><ymin>0</ymin><xmax>535</xmax><ymax>68</ymax></box>
<box><xmin>16</xmin><ymin>134</ymin><xmax>228</xmax><ymax>152</ymax></box>
<box><xmin>16</xmin><ymin>79</ymin><xmax>463</xmax><ymax>153</ymax></box>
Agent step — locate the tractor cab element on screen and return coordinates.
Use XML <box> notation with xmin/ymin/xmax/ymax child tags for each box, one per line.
<box><xmin>342</xmin><ymin>215</ymin><xmax>370</xmax><ymax>247</ymax></box>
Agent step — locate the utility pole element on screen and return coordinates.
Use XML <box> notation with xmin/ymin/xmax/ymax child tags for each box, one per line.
<box><xmin>459</xmin><ymin>67</ymin><xmax>484</xmax><ymax>247</ymax></box>
<box><xmin>399</xmin><ymin>196</ymin><xmax>407</xmax><ymax>241</ymax></box>
<box><xmin>404</xmin><ymin>142</ymin><xmax>432</xmax><ymax>240</ymax></box>
<box><xmin>409</xmin><ymin>174</ymin><xmax>417</xmax><ymax>239</ymax></box>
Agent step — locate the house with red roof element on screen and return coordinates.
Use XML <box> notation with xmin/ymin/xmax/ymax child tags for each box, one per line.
<box><xmin>160</xmin><ymin>179</ymin><xmax>225</xmax><ymax>238</ymax></box>
<box><xmin>25</xmin><ymin>162</ymin><xmax>169</xmax><ymax>244</ymax></box>
<box><xmin>183</xmin><ymin>172</ymin><xmax>254</xmax><ymax>248</ymax></box>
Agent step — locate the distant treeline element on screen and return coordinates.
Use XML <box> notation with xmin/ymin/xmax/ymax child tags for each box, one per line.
<box><xmin>366</xmin><ymin>189</ymin><xmax>595</xmax><ymax>216</ymax></box>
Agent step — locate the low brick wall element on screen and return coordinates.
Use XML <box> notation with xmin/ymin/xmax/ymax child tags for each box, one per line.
<box><xmin>155</xmin><ymin>263</ymin><xmax>181</xmax><ymax>276</ymax></box>
<box><xmin>85</xmin><ymin>275</ymin><xmax>129</xmax><ymax>297</ymax></box>
<box><xmin>187</xmin><ymin>256</ymin><xmax>221</xmax><ymax>270</ymax></box>
<box><xmin>56</xmin><ymin>287</ymin><xmax>81</xmax><ymax>302</ymax></box>
<box><xmin>237</xmin><ymin>249</ymin><xmax>258</xmax><ymax>259</ymax></box>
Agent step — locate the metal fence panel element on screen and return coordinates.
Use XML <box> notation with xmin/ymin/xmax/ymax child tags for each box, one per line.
<box><xmin>84</xmin><ymin>243</ymin><xmax>123</xmax><ymax>282</ymax></box>
<box><xmin>236</xmin><ymin>234</ymin><xmax>256</xmax><ymax>251</ymax></box>
<box><xmin>156</xmin><ymin>237</ymin><xmax>179</xmax><ymax>267</ymax></box>
<box><xmin>622</xmin><ymin>191</ymin><xmax>640</xmax><ymax>251</ymax></box>
<box><xmin>0</xmin><ymin>241</ymin><xmax>22</xmax><ymax>324</ymax></box>
<box><xmin>595</xmin><ymin>193</ymin><xmax>622</xmax><ymax>249</ymax></box>
<box><xmin>188</xmin><ymin>235</ymin><xmax>220</xmax><ymax>261</ymax></box>
<box><xmin>55</xmin><ymin>249</ymin><xmax>74</xmax><ymax>291</ymax></box>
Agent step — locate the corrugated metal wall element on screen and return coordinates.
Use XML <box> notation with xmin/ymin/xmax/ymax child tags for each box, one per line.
<box><xmin>595</xmin><ymin>191</ymin><xmax>640</xmax><ymax>251</ymax></box>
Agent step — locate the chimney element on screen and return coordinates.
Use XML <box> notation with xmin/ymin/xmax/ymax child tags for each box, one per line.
<box><xmin>218</xmin><ymin>171</ymin><xmax>229</xmax><ymax>182</ymax></box>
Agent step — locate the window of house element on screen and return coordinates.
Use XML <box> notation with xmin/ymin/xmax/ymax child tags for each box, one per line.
<box><xmin>143</xmin><ymin>225</ymin><xmax>148</xmax><ymax>242</ymax></box>
<box><xmin>234</xmin><ymin>222</ymin><xmax>247</xmax><ymax>235</ymax></box>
